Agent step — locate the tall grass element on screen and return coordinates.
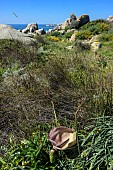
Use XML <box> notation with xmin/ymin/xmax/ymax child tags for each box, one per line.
<box><xmin>81</xmin><ymin>116</ymin><xmax>113</xmax><ymax>170</ymax></box>
<box><xmin>0</xmin><ymin>38</ymin><xmax>113</xmax><ymax>169</ymax></box>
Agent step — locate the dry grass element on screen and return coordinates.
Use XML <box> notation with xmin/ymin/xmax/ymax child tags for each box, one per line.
<box><xmin>0</xmin><ymin>39</ymin><xmax>113</xmax><ymax>155</ymax></box>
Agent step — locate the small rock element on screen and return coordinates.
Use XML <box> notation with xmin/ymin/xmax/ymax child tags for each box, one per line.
<box><xmin>66</xmin><ymin>45</ymin><xmax>73</xmax><ymax>50</ymax></box>
<box><xmin>91</xmin><ymin>42</ymin><xmax>102</xmax><ymax>51</ymax></box>
<box><xmin>35</xmin><ymin>29</ymin><xmax>46</xmax><ymax>35</ymax></box>
<box><xmin>107</xmin><ymin>15</ymin><xmax>113</xmax><ymax>22</ymax></box>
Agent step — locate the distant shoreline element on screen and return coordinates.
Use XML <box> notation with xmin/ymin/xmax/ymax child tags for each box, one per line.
<box><xmin>7</xmin><ymin>24</ymin><xmax>57</xmax><ymax>31</ymax></box>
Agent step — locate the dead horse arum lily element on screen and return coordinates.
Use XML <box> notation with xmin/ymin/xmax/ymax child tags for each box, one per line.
<box><xmin>48</xmin><ymin>126</ymin><xmax>76</xmax><ymax>163</ymax></box>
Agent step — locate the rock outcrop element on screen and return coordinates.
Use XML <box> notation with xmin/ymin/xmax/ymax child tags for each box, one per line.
<box><xmin>89</xmin><ymin>35</ymin><xmax>102</xmax><ymax>51</ymax></box>
<box><xmin>55</xmin><ymin>13</ymin><xmax>90</xmax><ymax>30</ymax></box>
<box><xmin>35</xmin><ymin>28</ymin><xmax>46</xmax><ymax>35</ymax></box>
<box><xmin>22</xmin><ymin>23</ymin><xmax>38</xmax><ymax>33</ymax></box>
<box><xmin>0</xmin><ymin>24</ymin><xmax>36</xmax><ymax>45</ymax></box>
<box><xmin>69</xmin><ymin>30</ymin><xmax>78</xmax><ymax>42</ymax></box>
<box><xmin>90</xmin><ymin>42</ymin><xmax>102</xmax><ymax>51</ymax></box>
<box><xmin>77</xmin><ymin>14</ymin><xmax>90</xmax><ymax>27</ymax></box>
<box><xmin>107</xmin><ymin>16</ymin><xmax>113</xmax><ymax>22</ymax></box>
<box><xmin>46</xmin><ymin>29</ymin><xmax>53</xmax><ymax>34</ymax></box>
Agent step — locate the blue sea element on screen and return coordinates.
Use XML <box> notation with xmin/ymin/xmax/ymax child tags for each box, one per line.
<box><xmin>8</xmin><ymin>24</ymin><xmax>55</xmax><ymax>31</ymax></box>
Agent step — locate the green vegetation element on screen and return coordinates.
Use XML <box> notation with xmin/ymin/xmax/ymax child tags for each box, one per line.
<box><xmin>64</xmin><ymin>31</ymin><xmax>74</xmax><ymax>39</ymax></box>
<box><xmin>47</xmin><ymin>36</ymin><xmax>60</xmax><ymax>41</ymax></box>
<box><xmin>74</xmin><ymin>19</ymin><xmax>110</xmax><ymax>40</ymax></box>
<box><xmin>99</xmin><ymin>32</ymin><xmax>113</xmax><ymax>42</ymax></box>
<box><xmin>80</xmin><ymin>19</ymin><xmax>110</xmax><ymax>32</ymax></box>
<box><xmin>64</xmin><ymin>26</ymin><xmax>70</xmax><ymax>32</ymax></box>
<box><xmin>50</xmin><ymin>31</ymin><xmax>61</xmax><ymax>37</ymax></box>
<box><xmin>75</xmin><ymin>30</ymin><xmax>92</xmax><ymax>40</ymax></box>
<box><xmin>0</xmin><ymin>19</ymin><xmax>113</xmax><ymax>170</ymax></box>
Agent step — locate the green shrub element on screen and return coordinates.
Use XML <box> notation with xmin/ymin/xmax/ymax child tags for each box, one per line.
<box><xmin>75</xmin><ymin>20</ymin><xmax>110</xmax><ymax>40</ymax></box>
<box><xmin>75</xmin><ymin>30</ymin><xmax>92</xmax><ymax>40</ymax></box>
<box><xmin>0</xmin><ymin>132</ymin><xmax>51</xmax><ymax>170</ymax></box>
<box><xmin>99</xmin><ymin>32</ymin><xmax>113</xmax><ymax>42</ymax></box>
<box><xmin>79</xmin><ymin>19</ymin><xmax>110</xmax><ymax>38</ymax></box>
<box><xmin>35</xmin><ymin>34</ymin><xmax>46</xmax><ymax>44</ymax></box>
<box><xmin>80</xmin><ymin>19</ymin><xmax>110</xmax><ymax>30</ymax></box>
<box><xmin>51</xmin><ymin>31</ymin><xmax>61</xmax><ymax>37</ymax></box>
<box><xmin>0</xmin><ymin>39</ymin><xmax>46</xmax><ymax>69</ymax></box>
<box><xmin>65</xmin><ymin>31</ymin><xmax>74</xmax><ymax>39</ymax></box>
<box><xmin>65</xmin><ymin>26</ymin><xmax>70</xmax><ymax>31</ymax></box>
<box><xmin>89</xmin><ymin>23</ymin><xmax>109</xmax><ymax>35</ymax></box>
<box><xmin>47</xmin><ymin>36</ymin><xmax>60</xmax><ymax>41</ymax></box>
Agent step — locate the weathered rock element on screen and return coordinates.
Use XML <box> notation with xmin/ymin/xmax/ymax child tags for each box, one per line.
<box><xmin>70</xmin><ymin>13</ymin><xmax>77</xmax><ymax>20</ymax></box>
<box><xmin>89</xmin><ymin>35</ymin><xmax>100</xmax><ymax>44</ymax></box>
<box><xmin>107</xmin><ymin>15</ymin><xmax>113</xmax><ymax>22</ymax></box>
<box><xmin>77</xmin><ymin>14</ymin><xmax>90</xmax><ymax>27</ymax></box>
<box><xmin>22</xmin><ymin>28</ymin><xmax>29</xmax><ymax>33</ymax></box>
<box><xmin>77</xmin><ymin>40</ymin><xmax>90</xmax><ymax>50</ymax></box>
<box><xmin>58</xmin><ymin>30</ymin><xmax>65</xmax><ymax>35</ymax></box>
<box><xmin>60</xmin><ymin>13</ymin><xmax>77</xmax><ymax>29</ymax></box>
<box><xmin>90</xmin><ymin>42</ymin><xmax>102</xmax><ymax>51</ymax></box>
<box><xmin>70</xmin><ymin>20</ymin><xmax>80</xmax><ymax>29</ymax></box>
<box><xmin>70</xmin><ymin>33</ymin><xmax>76</xmax><ymax>42</ymax></box>
<box><xmin>35</xmin><ymin>28</ymin><xmax>46</xmax><ymax>35</ymax></box>
<box><xmin>89</xmin><ymin>35</ymin><xmax>102</xmax><ymax>51</ymax></box>
<box><xmin>69</xmin><ymin>30</ymin><xmax>78</xmax><ymax>42</ymax></box>
<box><xmin>22</xmin><ymin>23</ymin><xmax>38</xmax><ymax>33</ymax></box>
<box><xmin>61</xmin><ymin>18</ymin><xmax>71</xmax><ymax>30</ymax></box>
<box><xmin>55</xmin><ymin>13</ymin><xmax>90</xmax><ymax>30</ymax></box>
<box><xmin>46</xmin><ymin>29</ymin><xmax>53</xmax><ymax>34</ymax></box>
<box><xmin>66</xmin><ymin>45</ymin><xmax>73</xmax><ymax>50</ymax></box>
<box><xmin>67</xmin><ymin>29</ymin><xmax>74</xmax><ymax>33</ymax></box>
<box><xmin>0</xmin><ymin>24</ymin><xmax>36</xmax><ymax>45</ymax></box>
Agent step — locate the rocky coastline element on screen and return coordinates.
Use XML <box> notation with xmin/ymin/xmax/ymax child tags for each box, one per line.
<box><xmin>0</xmin><ymin>13</ymin><xmax>112</xmax><ymax>49</ymax></box>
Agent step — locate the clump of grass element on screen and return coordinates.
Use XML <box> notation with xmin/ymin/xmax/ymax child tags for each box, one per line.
<box><xmin>50</xmin><ymin>31</ymin><xmax>61</xmax><ymax>37</ymax></box>
<box><xmin>0</xmin><ymin>130</ymin><xmax>51</xmax><ymax>170</ymax></box>
<box><xmin>0</xmin><ymin>39</ymin><xmax>46</xmax><ymax>69</ymax></box>
<box><xmin>81</xmin><ymin>116</ymin><xmax>113</xmax><ymax>170</ymax></box>
<box><xmin>64</xmin><ymin>31</ymin><xmax>74</xmax><ymax>39</ymax></box>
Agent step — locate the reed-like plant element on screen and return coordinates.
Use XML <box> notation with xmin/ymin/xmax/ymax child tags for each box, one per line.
<box><xmin>80</xmin><ymin>116</ymin><xmax>113</xmax><ymax>170</ymax></box>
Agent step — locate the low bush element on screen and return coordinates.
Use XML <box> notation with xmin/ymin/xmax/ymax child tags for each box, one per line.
<box><xmin>0</xmin><ymin>39</ymin><xmax>41</xmax><ymax>67</ymax></box>
<box><xmin>64</xmin><ymin>31</ymin><xmax>74</xmax><ymax>39</ymax></box>
<box><xmin>65</xmin><ymin>26</ymin><xmax>70</xmax><ymax>32</ymax></box>
<box><xmin>50</xmin><ymin>31</ymin><xmax>61</xmax><ymax>37</ymax></box>
<box><xmin>89</xmin><ymin>22</ymin><xmax>109</xmax><ymax>35</ymax></box>
<box><xmin>75</xmin><ymin>30</ymin><xmax>92</xmax><ymax>40</ymax></box>
<box><xmin>80</xmin><ymin>19</ymin><xmax>110</xmax><ymax>31</ymax></box>
<box><xmin>35</xmin><ymin>34</ymin><xmax>46</xmax><ymax>44</ymax></box>
<box><xmin>76</xmin><ymin>19</ymin><xmax>110</xmax><ymax>40</ymax></box>
<box><xmin>0</xmin><ymin>131</ymin><xmax>51</xmax><ymax>170</ymax></box>
<box><xmin>47</xmin><ymin>36</ymin><xmax>60</xmax><ymax>41</ymax></box>
<box><xmin>99</xmin><ymin>32</ymin><xmax>113</xmax><ymax>42</ymax></box>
